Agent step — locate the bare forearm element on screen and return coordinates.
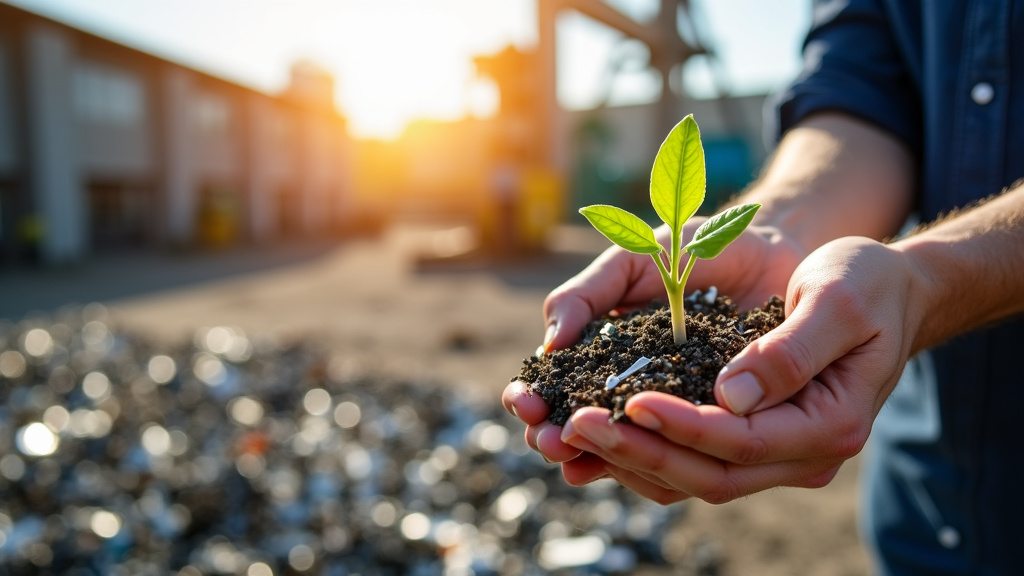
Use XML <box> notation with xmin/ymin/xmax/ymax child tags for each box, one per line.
<box><xmin>893</xmin><ymin>183</ymin><xmax>1024</xmax><ymax>353</ymax></box>
<box><xmin>743</xmin><ymin>112</ymin><xmax>916</xmax><ymax>251</ymax></box>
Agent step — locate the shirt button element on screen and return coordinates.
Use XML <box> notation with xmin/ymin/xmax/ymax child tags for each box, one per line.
<box><xmin>971</xmin><ymin>82</ymin><xmax>994</xmax><ymax>105</ymax></box>
<box><xmin>937</xmin><ymin>526</ymin><xmax>961</xmax><ymax>549</ymax></box>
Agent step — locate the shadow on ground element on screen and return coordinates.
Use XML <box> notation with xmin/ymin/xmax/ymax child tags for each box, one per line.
<box><xmin>413</xmin><ymin>251</ymin><xmax>597</xmax><ymax>290</ymax></box>
<box><xmin>0</xmin><ymin>241</ymin><xmax>340</xmax><ymax>321</ymax></box>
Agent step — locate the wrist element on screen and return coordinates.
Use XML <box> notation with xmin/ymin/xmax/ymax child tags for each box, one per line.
<box><xmin>743</xmin><ymin>186</ymin><xmax>838</xmax><ymax>255</ymax></box>
<box><xmin>889</xmin><ymin>236</ymin><xmax>949</xmax><ymax>355</ymax></box>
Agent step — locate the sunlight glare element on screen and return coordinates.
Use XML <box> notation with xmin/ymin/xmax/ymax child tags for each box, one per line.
<box><xmin>333</xmin><ymin>10</ymin><xmax>473</xmax><ymax>139</ymax></box>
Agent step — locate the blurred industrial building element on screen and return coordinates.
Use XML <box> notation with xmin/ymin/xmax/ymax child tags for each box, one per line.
<box><xmin>0</xmin><ymin>2</ymin><xmax>353</xmax><ymax>266</ymax></box>
<box><xmin>0</xmin><ymin>0</ymin><xmax>769</xmax><ymax>267</ymax></box>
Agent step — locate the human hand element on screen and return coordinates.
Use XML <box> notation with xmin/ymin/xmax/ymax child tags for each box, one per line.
<box><xmin>550</xmin><ymin>236</ymin><xmax>926</xmax><ymax>503</ymax></box>
<box><xmin>538</xmin><ymin>221</ymin><xmax>805</xmax><ymax>353</ymax></box>
<box><xmin>502</xmin><ymin>221</ymin><xmax>807</xmax><ymax>480</ymax></box>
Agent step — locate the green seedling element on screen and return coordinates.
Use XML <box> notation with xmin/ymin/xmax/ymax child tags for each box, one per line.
<box><xmin>579</xmin><ymin>114</ymin><xmax>760</xmax><ymax>345</ymax></box>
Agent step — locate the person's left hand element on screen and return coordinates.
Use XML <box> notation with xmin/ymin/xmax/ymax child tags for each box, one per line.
<box><xmin>551</xmin><ymin>236</ymin><xmax>929</xmax><ymax>503</ymax></box>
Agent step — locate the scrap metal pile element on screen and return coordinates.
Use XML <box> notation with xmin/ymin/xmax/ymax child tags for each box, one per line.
<box><xmin>0</xmin><ymin>306</ymin><xmax>694</xmax><ymax>575</ymax></box>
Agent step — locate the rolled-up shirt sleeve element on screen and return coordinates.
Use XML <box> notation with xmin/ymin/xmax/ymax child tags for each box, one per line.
<box><xmin>766</xmin><ymin>0</ymin><xmax>922</xmax><ymax>154</ymax></box>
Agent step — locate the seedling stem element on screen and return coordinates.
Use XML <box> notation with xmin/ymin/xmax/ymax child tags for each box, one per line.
<box><xmin>579</xmin><ymin>115</ymin><xmax>760</xmax><ymax>346</ymax></box>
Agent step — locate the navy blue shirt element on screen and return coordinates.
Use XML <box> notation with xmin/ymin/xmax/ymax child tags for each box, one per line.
<box><xmin>769</xmin><ymin>1</ymin><xmax>1024</xmax><ymax>574</ymax></box>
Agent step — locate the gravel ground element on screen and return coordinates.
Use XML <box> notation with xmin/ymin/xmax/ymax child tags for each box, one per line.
<box><xmin>0</xmin><ymin>223</ymin><xmax>869</xmax><ymax>575</ymax></box>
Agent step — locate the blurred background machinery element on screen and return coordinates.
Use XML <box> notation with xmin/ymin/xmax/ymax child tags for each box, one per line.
<box><xmin>0</xmin><ymin>0</ymin><xmax>767</xmax><ymax>266</ymax></box>
<box><xmin>402</xmin><ymin>0</ymin><xmax>765</xmax><ymax>258</ymax></box>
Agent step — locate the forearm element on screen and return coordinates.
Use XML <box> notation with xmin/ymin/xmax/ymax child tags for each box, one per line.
<box><xmin>742</xmin><ymin>112</ymin><xmax>916</xmax><ymax>251</ymax></box>
<box><xmin>893</xmin><ymin>183</ymin><xmax>1024</xmax><ymax>354</ymax></box>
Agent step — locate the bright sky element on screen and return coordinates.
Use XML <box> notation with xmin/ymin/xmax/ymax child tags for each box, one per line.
<box><xmin>8</xmin><ymin>0</ymin><xmax>809</xmax><ymax>139</ymax></box>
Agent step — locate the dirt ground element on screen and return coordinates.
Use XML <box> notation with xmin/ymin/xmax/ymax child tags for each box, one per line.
<box><xmin>2</xmin><ymin>222</ymin><xmax>870</xmax><ymax>575</ymax></box>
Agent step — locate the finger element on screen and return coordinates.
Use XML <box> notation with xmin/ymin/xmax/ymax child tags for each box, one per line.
<box><xmin>560</xmin><ymin>452</ymin><xmax>610</xmax><ymax>486</ymax></box>
<box><xmin>561</xmin><ymin>418</ymin><xmax>677</xmax><ymax>491</ymax></box>
<box><xmin>603</xmin><ymin>466</ymin><xmax>691</xmax><ymax>505</ymax></box>
<box><xmin>563</xmin><ymin>407</ymin><xmax>832</xmax><ymax>503</ymax></box>
<box><xmin>503</xmin><ymin>381</ymin><xmax>550</xmax><ymax>425</ymax></box>
<box><xmin>562</xmin><ymin>407</ymin><xmax>728</xmax><ymax>500</ymax></box>
<box><xmin>552</xmin><ymin>432</ymin><xmax>688</xmax><ymax>491</ymax></box>
<box><xmin>713</xmin><ymin>281</ymin><xmax>868</xmax><ymax>415</ymax></box>
<box><xmin>542</xmin><ymin>249</ymin><xmax>659</xmax><ymax>352</ymax></box>
<box><xmin>624</xmin><ymin>388</ymin><xmax>868</xmax><ymax>465</ymax></box>
<box><xmin>526</xmin><ymin>422</ymin><xmax>583</xmax><ymax>463</ymax></box>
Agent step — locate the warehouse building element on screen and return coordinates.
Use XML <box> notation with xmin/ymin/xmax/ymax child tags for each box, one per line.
<box><xmin>0</xmin><ymin>2</ymin><xmax>352</xmax><ymax>266</ymax></box>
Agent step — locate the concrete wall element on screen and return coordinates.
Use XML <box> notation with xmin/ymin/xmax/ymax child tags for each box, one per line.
<box><xmin>261</xmin><ymin>103</ymin><xmax>298</xmax><ymax>185</ymax></box>
<box><xmin>298</xmin><ymin>112</ymin><xmax>337</xmax><ymax>234</ymax></box>
<box><xmin>161</xmin><ymin>66</ymin><xmax>197</xmax><ymax>246</ymax></box>
<box><xmin>245</xmin><ymin>96</ymin><xmax>275</xmax><ymax>242</ymax></box>
<box><xmin>245</xmin><ymin>97</ymin><xmax>307</xmax><ymax>241</ymax></box>
<box><xmin>192</xmin><ymin>85</ymin><xmax>242</xmax><ymax>184</ymax></box>
<box><xmin>25</xmin><ymin>23</ymin><xmax>86</xmax><ymax>262</ymax></box>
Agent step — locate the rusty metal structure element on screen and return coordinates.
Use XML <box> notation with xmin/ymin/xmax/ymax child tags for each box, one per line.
<box><xmin>467</xmin><ymin>0</ymin><xmax>711</xmax><ymax>253</ymax></box>
<box><xmin>475</xmin><ymin>0</ymin><xmax>710</xmax><ymax>169</ymax></box>
<box><xmin>535</xmin><ymin>0</ymin><xmax>706</xmax><ymax>166</ymax></box>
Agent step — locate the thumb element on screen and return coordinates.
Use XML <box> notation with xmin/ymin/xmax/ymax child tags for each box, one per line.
<box><xmin>540</xmin><ymin>249</ymin><xmax>646</xmax><ymax>353</ymax></box>
<box><xmin>713</xmin><ymin>295</ymin><xmax>860</xmax><ymax>415</ymax></box>
<box><xmin>541</xmin><ymin>293</ymin><xmax>597</xmax><ymax>353</ymax></box>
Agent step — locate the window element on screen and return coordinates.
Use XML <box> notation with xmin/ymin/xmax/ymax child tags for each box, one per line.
<box><xmin>73</xmin><ymin>62</ymin><xmax>145</xmax><ymax>126</ymax></box>
<box><xmin>194</xmin><ymin>92</ymin><xmax>231</xmax><ymax>135</ymax></box>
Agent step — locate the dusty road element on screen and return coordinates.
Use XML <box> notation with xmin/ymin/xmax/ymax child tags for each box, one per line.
<box><xmin>0</xmin><ymin>223</ymin><xmax>869</xmax><ymax>575</ymax></box>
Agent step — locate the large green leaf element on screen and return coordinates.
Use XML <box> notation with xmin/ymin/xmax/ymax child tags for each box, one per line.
<box><xmin>579</xmin><ymin>205</ymin><xmax>663</xmax><ymax>255</ymax></box>
<box><xmin>650</xmin><ymin>115</ymin><xmax>706</xmax><ymax>233</ymax></box>
<box><xmin>684</xmin><ymin>203</ymin><xmax>761</xmax><ymax>259</ymax></box>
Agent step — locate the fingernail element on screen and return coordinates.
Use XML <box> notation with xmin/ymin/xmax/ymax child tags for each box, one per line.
<box><xmin>539</xmin><ymin>323</ymin><xmax>557</xmax><ymax>355</ymax></box>
<box><xmin>574</xmin><ymin>418</ymin><xmax>621</xmax><ymax>449</ymax></box>
<box><xmin>560</xmin><ymin>419</ymin><xmax>577</xmax><ymax>443</ymax></box>
<box><xmin>718</xmin><ymin>371</ymin><xmax>764</xmax><ymax>415</ymax></box>
<box><xmin>627</xmin><ymin>407</ymin><xmax>662</xmax><ymax>431</ymax></box>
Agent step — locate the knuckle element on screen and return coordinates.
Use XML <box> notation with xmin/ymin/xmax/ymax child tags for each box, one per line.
<box><xmin>729</xmin><ymin>435</ymin><xmax>769</xmax><ymax>465</ymax></box>
<box><xmin>796</xmin><ymin>465</ymin><xmax>841</xmax><ymax>489</ymax></box>
<box><xmin>770</xmin><ymin>331</ymin><xmax>818</xmax><ymax>386</ymax></box>
<box><xmin>831</xmin><ymin>420</ymin><xmax>870</xmax><ymax>459</ymax></box>
<box><xmin>699</xmin><ymin>476</ymin><xmax>743</xmax><ymax>505</ymax></box>
<box><xmin>641</xmin><ymin>447</ymin><xmax>673</xmax><ymax>475</ymax></box>
<box><xmin>701</xmin><ymin>487</ymin><xmax>738</xmax><ymax>505</ymax></box>
<box><xmin>651</xmin><ymin>489</ymin><xmax>684</xmax><ymax>506</ymax></box>
<box><xmin>541</xmin><ymin>290</ymin><xmax>570</xmax><ymax>320</ymax></box>
<box><xmin>686</xmin><ymin>426</ymin><xmax>705</xmax><ymax>446</ymax></box>
<box><xmin>525</xmin><ymin>426</ymin><xmax>543</xmax><ymax>452</ymax></box>
<box><xmin>827</xmin><ymin>281</ymin><xmax>871</xmax><ymax>324</ymax></box>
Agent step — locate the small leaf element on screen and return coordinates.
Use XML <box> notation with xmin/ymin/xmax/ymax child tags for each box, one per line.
<box><xmin>650</xmin><ymin>115</ymin><xmax>706</xmax><ymax>234</ymax></box>
<box><xmin>685</xmin><ymin>203</ymin><xmax>761</xmax><ymax>259</ymax></box>
<box><xmin>579</xmin><ymin>205</ymin><xmax>663</xmax><ymax>255</ymax></box>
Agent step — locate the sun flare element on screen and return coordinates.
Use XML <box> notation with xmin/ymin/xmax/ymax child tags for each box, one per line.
<box><xmin>325</xmin><ymin>2</ymin><xmax>525</xmax><ymax>139</ymax></box>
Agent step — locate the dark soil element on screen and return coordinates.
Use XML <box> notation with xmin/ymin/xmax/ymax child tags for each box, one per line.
<box><xmin>516</xmin><ymin>292</ymin><xmax>785</xmax><ymax>425</ymax></box>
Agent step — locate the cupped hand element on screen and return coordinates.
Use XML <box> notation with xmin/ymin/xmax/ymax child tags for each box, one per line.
<box><xmin>502</xmin><ymin>221</ymin><xmax>807</xmax><ymax>483</ymax></box>
<box><xmin>539</xmin><ymin>221</ymin><xmax>805</xmax><ymax>353</ymax></box>
<box><xmin>552</xmin><ymin>236</ymin><xmax>927</xmax><ymax>503</ymax></box>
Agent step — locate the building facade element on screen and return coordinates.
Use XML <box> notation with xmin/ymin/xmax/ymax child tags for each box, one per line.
<box><xmin>0</xmin><ymin>3</ymin><xmax>352</xmax><ymax>265</ymax></box>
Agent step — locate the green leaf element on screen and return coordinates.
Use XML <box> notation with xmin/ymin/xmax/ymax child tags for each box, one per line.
<box><xmin>650</xmin><ymin>114</ymin><xmax>706</xmax><ymax>233</ymax></box>
<box><xmin>684</xmin><ymin>203</ymin><xmax>761</xmax><ymax>259</ymax></box>
<box><xmin>579</xmin><ymin>205</ymin><xmax>663</xmax><ymax>255</ymax></box>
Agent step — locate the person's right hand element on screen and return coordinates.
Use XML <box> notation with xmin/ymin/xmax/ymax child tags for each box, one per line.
<box><xmin>551</xmin><ymin>236</ymin><xmax>927</xmax><ymax>504</ymax></box>
<box><xmin>502</xmin><ymin>220</ymin><xmax>808</xmax><ymax>477</ymax></box>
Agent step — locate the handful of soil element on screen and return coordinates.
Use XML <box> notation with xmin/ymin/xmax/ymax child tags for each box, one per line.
<box><xmin>515</xmin><ymin>292</ymin><xmax>785</xmax><ymax>425</ymax></box>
